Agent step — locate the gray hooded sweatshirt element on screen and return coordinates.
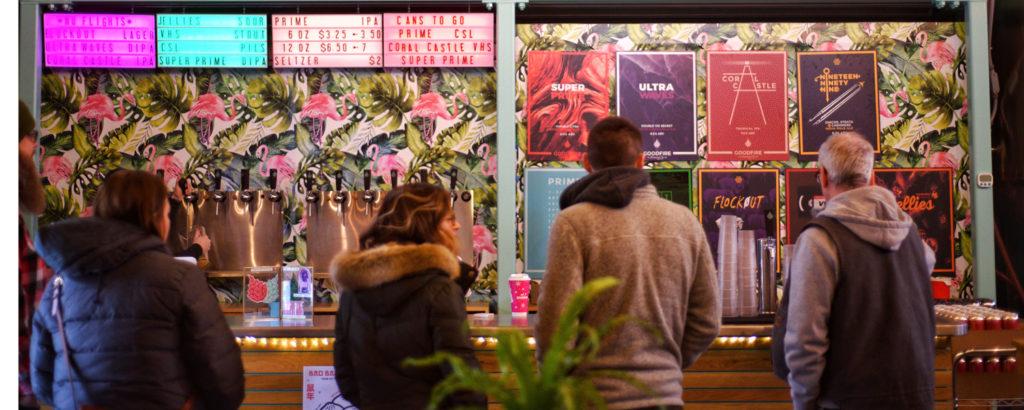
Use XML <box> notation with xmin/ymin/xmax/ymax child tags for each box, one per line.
<box><xmin>536</xmin><ymin>167</ymin><xmax>721</xmax><ymax>409</ymax></box>
<box><xmin>784</xmin><ymin>185</ymin><xmax>935</xmax><ymax>410</ymax></box>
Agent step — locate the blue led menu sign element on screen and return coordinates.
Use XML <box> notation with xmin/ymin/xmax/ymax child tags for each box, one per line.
<box><xmin>157</xmin><ymin>14</ymin><xmax>267</xmax><ymax>67</ymax></box>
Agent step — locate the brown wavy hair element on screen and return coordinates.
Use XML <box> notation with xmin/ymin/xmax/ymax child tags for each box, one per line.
<box><xmin>93</xmin><ymin>169</ymin><xmax>168</xmax><ymax>238</ymax></box>
<box><xmin>359</xmin><ymin>183</ymin><xmax>456</xmax><ymax>254</ymax></box>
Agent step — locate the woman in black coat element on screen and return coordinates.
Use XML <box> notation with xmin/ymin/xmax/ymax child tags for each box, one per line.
<box><xmin>31</xmin><ymin>170</ymin><xmax>244</xmax><ymax>410</ymax></box>
<box><xmin>330</xmin><ymin>183</ymin><xmax>485</xmax><ymax>410</ymax></box>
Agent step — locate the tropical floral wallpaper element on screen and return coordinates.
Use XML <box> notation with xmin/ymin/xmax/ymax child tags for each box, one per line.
<box><xmin>36</xmin><ymin>20</ymin><xmax>975</xmax><ymax>303</ymax></box>
<box><xmin>38</xmin><ymin>67</ymin><xmax>500</xmax><ymax>303</ymax></box>
<box><xmin>514</xmin><ymin>22</ymin><xmax>975</xmax><ymax>298</ymax></box>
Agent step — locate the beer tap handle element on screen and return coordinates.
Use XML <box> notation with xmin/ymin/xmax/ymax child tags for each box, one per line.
<box><xmin>391</xmin><ymin>169</ymin><xmax>399</xmax><ymax>188</ymax></box>
<box><xmin>214</xmin><ymin>169</ymin><xmax>222</xmax><ymax>190</ymax></box>
<box><xmin>419</xmin><ymin>169</ymin><xmax>428</xmax><ymax>183</ymax></box>
<box><xmin>240</xmin><ymin>169</ymin><xmax>250</xmax><ymax>190</ymax></box>
<box><xmin>268</xmin><ymin>169</ymin><xmax>278</xmax><ymax>190</ymax></box>
<box><xmin>449</xmin><ymin>169</ymin><xmax>458</xmax><ymax>203</ymax></box>
<box><xmin>335</xmin><ymin>170</ymin><xmax>343</xmax><ymax>192</ymax></box>
<box><xmin>304</xmin><ymin>170</ymin><xmax>315</xmax><ymax>192</ymax></box>
<box><xmin>363</xmin><ymin>170</ymin><xmax>373</xmax><ymax>216</ymax></box>
<box><xmin>156</xmin><ymin>169</ymin><xmax>165</xmax><ymax>180</ymax></box>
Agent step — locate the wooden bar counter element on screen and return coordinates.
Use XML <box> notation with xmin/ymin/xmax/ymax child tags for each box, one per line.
<box><xmin>228</xmin><ymin>314</ymin><xmax>964</xmax><ymax>409</ymax></box>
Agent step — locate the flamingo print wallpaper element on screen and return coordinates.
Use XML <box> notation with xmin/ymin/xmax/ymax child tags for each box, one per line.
<box><xmin>514</xmin><ymin>22</ymin><xmax>975</xmax><ymax>298</ymax></box>
<box><xmin>38</xmin><ymin>67</ymin><xmax>499</xmax><ymax>303</ymax></box>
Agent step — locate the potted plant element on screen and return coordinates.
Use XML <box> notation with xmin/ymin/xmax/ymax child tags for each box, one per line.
<box><xmin>406</xmin><ymin>276</ymin><xmax>659</xmax><ymax>410</ymax></box>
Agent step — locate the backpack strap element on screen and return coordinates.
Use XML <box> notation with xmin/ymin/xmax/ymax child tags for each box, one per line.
<box><xmin>50</xmin><ymin>275</ymin><xmax>81</xmax><ymax>409</ymax></box>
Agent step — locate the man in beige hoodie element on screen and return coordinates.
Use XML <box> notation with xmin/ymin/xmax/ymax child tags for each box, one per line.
<box><xmin>535</xmin><ymin>116</ymin><xmax>721</xmax><ymax>410</ymax></box>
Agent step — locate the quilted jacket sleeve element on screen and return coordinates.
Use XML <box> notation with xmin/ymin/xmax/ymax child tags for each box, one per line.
<box><xmin>178</xmin><ymin>267</ymin><xmax>245</xmax><ymax>409</ymax></box>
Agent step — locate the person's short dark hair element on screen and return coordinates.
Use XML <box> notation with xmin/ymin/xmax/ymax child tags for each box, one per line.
<box><xmin>93</xmin><ymin>169</ymin><xmax>168</xmax><ymax>237</ymax></box>
<box><xmin>359</xmin><ymin>183</ymin><xmax>456</xmax><ymax>253</ymax></box>
<box><xmin>586</xmin><ymin>116</ymin><xmax>643</xmax><ymax>170</ymax></box>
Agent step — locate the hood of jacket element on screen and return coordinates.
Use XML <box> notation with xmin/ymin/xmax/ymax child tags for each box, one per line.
<box><xmin>559</xmin><ymin>166</ymin><xmax>651</xmax><ymax>210</ymax></box>
<box><xmin>330</xmin><ymin>243</ymin><xmax>461</xmax><ymax>314</ymax></box>
<box><xmin>35</xmin><ymin>217</ymin><xmax>170</xmax><ymax>279</ymax></box>
<box><xmin>818</xmin><ymin>185</ymin><xmax>914</xmax><ymax>251</ymax></box>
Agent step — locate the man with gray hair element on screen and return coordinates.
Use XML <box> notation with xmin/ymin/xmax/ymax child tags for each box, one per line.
<box><xmin>779</xmin><ymin>132</ymin><xmax>936</xmax><ymax>409</ymax></box>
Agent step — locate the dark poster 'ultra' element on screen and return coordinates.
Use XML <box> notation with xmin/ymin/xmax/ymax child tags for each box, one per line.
<box><xmin>526</xmin><ymin>51</ymin><xmax>610</xmax><ymax>161</ymax></box>
<box><xmin>617</xmin><ymin>51</ymin><xmax>698</xmax><ymax>161</ymax></box>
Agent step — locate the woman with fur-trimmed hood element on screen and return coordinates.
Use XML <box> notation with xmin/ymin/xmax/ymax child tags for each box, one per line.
<box><xmin>330</xmin><ymin>183</ymin><xmax>485</xmax><ymax>410</ymax></box>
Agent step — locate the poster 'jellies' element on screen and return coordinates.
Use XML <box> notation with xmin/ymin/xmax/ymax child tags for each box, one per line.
<box><xmin>271</xmin><ymin>14</ymin><xmax>383</xmax><ymax>68</ymax></box>
<box><xmin>157</xmin><ymin>14</ymin><xmax>267</xmax><ymax>68</ymax></box>
<box><xmin>43</xmin><ymin>13</ymin><xmax>156</xmax><ymax>68</ymax></box>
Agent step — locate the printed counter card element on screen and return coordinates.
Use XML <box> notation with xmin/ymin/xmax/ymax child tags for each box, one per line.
<box><xmin>524</xmin><ymin>168</ymin><xmax>588</xmax><ymax>278</ymax></box>
<box><xmin>527</xmin><ymin>51</ymin><xmax>610</xmax><ymax>162</ymax></box>
<box><xmin>873</xmin><ymin>168</ymin><xmax>955</xmax><ymax>276</ymax></box>
<box><xmin>705</xmin><ymin>51</ymin><xmax>789</xmax><ymax>162</ymax></box>
<box><xmin>697</xmin><ymin>169</ymin><xmax>780</xmax><ymax>268</ymax></box>
<box><xmin>616</xmin><ymin>52</ymin><xmax>698</xmax><ymax>161</ymax></box>
<box><xmin>797</xmin><ymin>51</ymin><xmax>881</xmax><ymax>159</ymax></box>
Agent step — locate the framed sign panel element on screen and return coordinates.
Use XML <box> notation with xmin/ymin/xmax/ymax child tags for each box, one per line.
<box><xmin>617</xmin><ymin>51</ymin><xmax>698</xmax><ymax>161</ymax></box>
<box><xmin>784</xmin><ymin>168</ymin><xmax>824</xmax><ymax>244</ymax></box>
<box><xmin>157</xmin><ymin>14</ymin><xmax>267</xmax><ymax>68</ymax></box>
<box><xmin>798</xmin><ymin>51</ymin><xmax>881</xmax><ymax>159</ymax></box>
<box><xmin>382</xmin><ymin>13</ymin><xmax>494</xmax><ymax>67</ymax></box>
<box><xmin>706</xmin><ymin>51</ymin><xmax>789</xmax><ymax>161</ymax></box>
<box><xmin>524</xmin><ymin>168</ymin><xmax>588</xmax><ymax>278</ymax></box>
<box><xmin>697</xmin><ymin>168</ymin><xmax>780</xmax><ymax>267</ymax></box>
<box><xmin>271</xmin><ymin>14</ymin><xmax>383</xmax><ymax>68</ymax></box>
<box><xmin>43</xmin><ymin>13</ymin><xmax>156</xmax><ymax>68</ymax></box>
<box><xmin>526</xmin><ymin>51</ymin><xmax>610</xmax><ymax>162</ymax></box>
<box><xmin>873</xmin><ymin>168</ymin><xmax>955</xmax><ymax>276</ymax></box>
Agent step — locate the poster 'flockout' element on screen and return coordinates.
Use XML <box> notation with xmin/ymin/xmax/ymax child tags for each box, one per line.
<box><xmin>697</xmin><ymin>169</ymin><xmax>780</xmax><ymax>267</ymax></box>
<box><xmin>873</xmin><ymin>168</ymin><xmax>955</xmax><ymax>275</ymax></box>
<box><xmin>617</xmin><ymin>51</ymin><xmax>698</xmax><ymax>161</ymax></box>
<box><xmin>798</xmin><ymin>51</ymin><xmax>880</xmax><ymax>159</ymax></box>
<box><xmin>706</xmin><ymin>51</ymin><xmax>788</xmax><ymax>161</ymax></box>
<box><xmin>785</xmin><ymin>168</ymin><xmax>825</xmax><ymax>244</ymax></box>
<box><xmin>527</xmin><ymin>51</ymin><xmax>610</xmax><ymax>161</ymax></box>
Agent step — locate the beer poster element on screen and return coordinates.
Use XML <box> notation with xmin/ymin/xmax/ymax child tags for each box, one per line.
<box><xmin>797</xmin><ymin>51</ymin><xmax>880</xmax><ymax>159</ymax></box>
<box><xmin>697</xmin><ymin>169</ymin><xmax>780</xmax><ymax>266</ymax></box>
<box><xmin>705</xmin><ymin>51</ymin><xmax>789</xmax><ymax>161</ymax></box>
<box><xmin>784</xmin><ymin>168</ymin><xmax>825</xmax><ymax>244</ymax></box>
<box><xmin>524</xmin><ymin>168</ymin><xmax>588</xmax><ymax>278</ymax></box>
<box><xmin>873</xmin><ymin>168</ymin><xmax>955</xmax><ymax>275</ymax></box>
<box><xmin>617</xmin><ymin>51</ymin><xmax>698</xmax><ymax>161</ymax></box>
<box><xmin>526</xmin><ymin>51</ymin><xmax>610</xmax><ymax>161</ymax></box>
<box><xmin>647</xmin><ymin>168</ymin><xmax>692</xmax><ymax>209</ymax></box>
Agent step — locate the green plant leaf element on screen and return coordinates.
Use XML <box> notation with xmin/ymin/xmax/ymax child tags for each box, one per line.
<box><xmin>71</xmin><ymin>125</ymin><xmax>93</xmax><ymax>156</ymax></box>
<box><xmin>40</xmin><ymin>73</ymin><xmax>82</xmax><ymax>133</ymax></box>
<box><xmin>248</xmin><ymin>73</ymin><xmax>302</xmax><ymax>133</ymax></box>
<box><xmin>357</xmin><ymin>73</ymin><xmax>414</xmax><ymax>133</ymax></box>
<box><xmin>136</xmin><ymin>74</ymin><xmax>192</xmax><ymax>133</ymax></box>
<box><xmin>182</xmin><ymin>123</ymin><xmax>203</xmax><ymax>156</ymax></box>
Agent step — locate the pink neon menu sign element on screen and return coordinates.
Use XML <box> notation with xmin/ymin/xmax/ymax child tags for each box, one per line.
<box><xmin>383</xmin><ymin>13</ymin><xmax>493</xmax><ymax>67</ymax></box>
<box><xmin>43</xmin><ymin>13</ymin><xmax>156</xmax><ymax>68</ymax></box>
<box><xmin>271</xmin><ymin>14</ymin><xmax>383</xmax><ymax>68</ymax></box>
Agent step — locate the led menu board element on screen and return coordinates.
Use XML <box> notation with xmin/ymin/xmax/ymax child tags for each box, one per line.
<box><xmin>383</xmin><ymin>13</ymin><xmax>493</xmax><ymax>67</ymax></box>
<box><xmin>43</xmin><ymin>13</ymin><xmax>156</xmax><ymax>68</ymax></box>
<box><xmin>157</xmin><ymin>14</ymin><xmax>267</xmax><ymax>68</ymax></box>
<box><xmin>271</xmin><ymin>14</ymin><xmax>383</xmax><ymax>68</ymax></box>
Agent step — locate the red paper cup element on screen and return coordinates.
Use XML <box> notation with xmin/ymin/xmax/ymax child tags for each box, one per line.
<box><xmin>509</xmin><ymin>274</ymin><xmax>530</xmax><ymax>317</ymax></box>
